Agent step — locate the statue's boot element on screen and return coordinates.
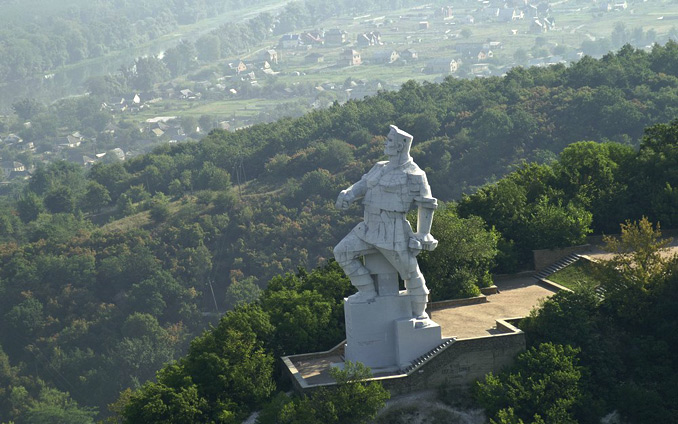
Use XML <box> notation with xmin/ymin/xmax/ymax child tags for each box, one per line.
<box><xmin>406</xmin><ymin>276</ymin><xmax>430</xmax><ymax>319</ymax></box>
<box><xmin>347</xmin><ymin>273</ymin><xmax>377</xmax><ymax>303</ymax></box>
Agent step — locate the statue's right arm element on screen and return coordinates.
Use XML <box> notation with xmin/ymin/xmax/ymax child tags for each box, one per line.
<box><xmin>336</xmin><ymin>178</ymin><xmax>367</xmax><ymax>210</ymax></box>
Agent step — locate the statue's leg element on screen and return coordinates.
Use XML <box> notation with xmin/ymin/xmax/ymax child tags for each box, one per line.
<box><xmin>405</xmin><ymin>265</ymin><xmax>430</xmax><ymax>319</ymax></box>
<box><xmin>333</xmin><ymin>234</ymin><xmax>376</xmax><ymax>302</ymax></box>
<box><xmin>378</xmin><ymin>249</ymin><xmax>430</xmax><ymax>319</ymax></box>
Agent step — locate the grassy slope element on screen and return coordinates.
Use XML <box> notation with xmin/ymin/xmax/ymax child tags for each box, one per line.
<box><xmin>548</xmin><ymin>259</ymin><xmax>602</xmax><ymax>291</ymax></box>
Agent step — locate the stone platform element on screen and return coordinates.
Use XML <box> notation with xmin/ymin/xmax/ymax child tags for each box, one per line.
<box><xmin>345</xmin><ymin>293</ymin><xmax>446</xmax><ymax>371</ymax></box>
<box><xmin>282</xmin><ymin>277</ymin><xmax>558</xmax><ymax>391</ymax></box>
<box><xmin>343</xmin><ymin>252</ymin><xmax>446</xmax><ymax>371</ymax></box>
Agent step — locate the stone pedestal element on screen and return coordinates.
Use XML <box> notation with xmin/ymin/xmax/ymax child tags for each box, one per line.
<box><xmin>343</xmin><ymin>252</ymin><xmax>444</xmax><ymax>371</ymax></box>
<box><xmin>395</xmin><ymin>317</ymin><xmax>442</xmax><ymax>368</ymax></box>
<box><xmin>344</xmin><ymin>294</ymin><xmax>411</xmax><ymax>370</ymax></box>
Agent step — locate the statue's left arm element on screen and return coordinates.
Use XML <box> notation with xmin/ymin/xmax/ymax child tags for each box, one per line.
<box><xmin>409</xmin><ymin>172</ymin><xmax>438</xmax><ymax>252</ymax></box>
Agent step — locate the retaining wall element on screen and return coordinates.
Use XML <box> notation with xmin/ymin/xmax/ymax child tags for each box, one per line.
<box><xmin>378</xmin><ymin>320</ymin><xmax>525</xmax><ymax>394</ymax></box>
<box><xmin>283</xmin><ymin>319</ymin><xmax>526</xmax><ymax>395</ymax></box>
<box><xmin>532</xmin><ymin>244</ymin><xmax>593</xmax><ymax>270</ymax></box>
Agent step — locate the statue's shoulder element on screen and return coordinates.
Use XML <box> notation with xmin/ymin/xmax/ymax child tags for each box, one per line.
<box><xmin>366</xmin><ymin>161</ymin><xmax>388</xmax><ymax>174</ymax></box>
<box><xmin>406</xmin><ymin>162</ymin><xmax>428</xmax><ymax>188</ymax></box>
<box><xmin>405</xmin><ymin>161</ymin><xmax>425</xmax><ymax>176</ymax></box>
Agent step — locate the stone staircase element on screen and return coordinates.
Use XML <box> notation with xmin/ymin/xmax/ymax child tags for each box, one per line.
<box><xmin>395</xmin><ymin>254</ymin><xmax>586</xmax><ymax>375</ymax></box>
<box><xmin>533</xmin><ymin>253</ymin><xmax>581</xmax><ymax>280</ymax></box>
<box><xmin>594</xmin><ymin>285</ymin><xmax>607</xmax><ymax>299</ymax></box>
<box><xmin>534</xmin><ymin>253</ymin><xmax>609</xmax><ymax>298</ymax></box>
<box><xmin>401</xmin><ymin>338</ymin><xmax>455</xmax><ymax>374</ymax></box>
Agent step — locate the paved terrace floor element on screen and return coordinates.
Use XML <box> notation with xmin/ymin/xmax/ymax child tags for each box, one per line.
<box><xmin>290</xmin><ymin>276</ymin><xmax>557</xmax><ymax>385</ymax></box>
<box><xmin>581</xmin><ymin>239</ymin><xmax>678</xmax><ymax>262</ymax></box>
<box><xmin>431</xmin><ymin>277</ymin><xmax>557</xmax><ymax>339</ymax></box>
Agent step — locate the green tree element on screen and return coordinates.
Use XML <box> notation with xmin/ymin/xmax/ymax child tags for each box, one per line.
<box><xmin>596</xmin><ymin>218</ymin><xmax>673</xmax><ymax>321</ymax></box>
<box><xmin>44</xmin><ymin>186</ymin><xmax>76</xmax><ymax>214</ymax></box>
<box><xmin>225</xmin><ymin>277</ymin><xmax>262</xmax><ymax>310</ymax></box>
<box><xmin>181</xmin><ymin>116</ymin><xmax>199</xmax><ymax>136</ymax></box>
<box><xmin>195</xmin><ymin>35</ymin><xmax>221</xmax><ymax>61</ymax></box>
<box><xmin>17</xmin><ymin>191</ymin><xmax>45</xmax><ymax>223</ymax></box>
<box><xmin>86</xmin><ymin>75</ymin><xmax>127</xmax><ymax>98</ymax></box>
<box><xmin>260</xmin><ymin>283</ymin><xmax>337</xmax><ymax>356</ymax></box>
<box><xmin>415</xmin><ymin>206</ymin><xmax>499</xmax><ymax>300</ymax></box>
<box><xmin>554</xmin><ymin>141</ymin><xmax>634</xmax><ymax>232</ymax></box>
<box><xmin>524</xmin><ymin>197</ymin><xmax>592</xmax><ymax>249</ymax></box>
<box><xmin>23</xmin><ymin>388</ymin><xmax>97</xmax><ymax>424</ymax></box>
<box><xmin>199</xmin><ymin>115</ymin><xmax>216</xmax><ymax>133</ymax></box>
<box><xmin>163</xmin><ymin>41</ymin><xmax>198</xmax><ymax>77</ymax></box>
<box><xmin>12</xmin><ymin>98</ymin><xmax>45</xmax><ymax>121</ymax></box>
<box><xmin>259</xmin><ymin>263</ymin><xmax>352</xmax><ymax>357</ymax></box>
<box><xmin>123</xmin><ymin>185</ymin><xmax>151</xmax><ymax>203</ymax></box>
<box><xmin>513</xmin><ymin>48</ymin><xmax>529</xmax><ymax>65</ymax></box>
<box><xmin>298</xmin><ymin>169</ymin><xmax>335</xmax><ymax>200</ymax></box>
<box><xmin>82</xmin><ymin>181</ymin><xmax>111</xmax><ymax>213</ymax></box>
<box><xmin>116</xmin><ymin>194</ymin><xmax>136</xmax><ymax>218</ymax></box>
<box><xmin>516</xmin><ymin>217</ymin><xmax>678</xmax><ymax>422</ymax></box>
<box><xmin>113</xmin><ymin>313</ymin><xmax>180</xmax><ymax>389</ymax></box>
<box><xmin>122</xmin><ymin>304</ymin><xmax>275</xmax><ymax>423</ymax></box>
<box><xmin>602</xmin><ymin>217</ymin><xmax>670</xmax><ymax>287</ymax></box>
<box><xmin>631</xmin><ymin>120</ymin><xmax>678</xmax><ymax>227</ymax></box>
<box><xmin>3</xmin><ymin>297</ymin><xmax>45</xmax><ymax>339</ymax></box>
<box><xmin>182</xmin><ymin>305</ymin><xmax>275</xmax><ymax>420</ymax></box>
<box><xmin>475</xmin><ymin>343</ymin><xmax>582</xmax><ymax>424</ymax></box>
<box><xmin>130</xmin><ymin>57</ymin><xmax>170</xmax><ymax>91</ymax></box>
<box><xmin>277</xmin><ymin>362</ymin><xmax>389</xmax><ymax>424</ymax></box>
<box><xmin>474</xmin><ymin>107</ymin><xmax>513</xmax><ymax>142</ymax></box>
<box><xmin>196</xmin><ymin>162</ymin><xmax>231</xmax><ymax>191</ymax></box>
<box><xmin>122</xmin><ymin>370</ymin><xmax>206</xmax><ymax>424</ymax></box>
<box><xmin>149</xmin><ymin>194</ymin><xmax>170</xmax><ymax>223</ymax></box>
<box><xmin>27</xmin><ymin>212</ymin><xmax>90</xmax><ymax>243</ymax></box>
<box><xmin>88</xmin><ymin>162</ymin><xmax>131</xmax><ymax>200</ymax></box>
<box><xmin>29</xmin><ymin>161</ymin><xmax>85</xmax><ymax>196</ymax></box>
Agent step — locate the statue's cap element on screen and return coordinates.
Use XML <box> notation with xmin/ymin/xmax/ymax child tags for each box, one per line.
<box><xmin>389</xmin><ymin>125</ymin><xmax>413</xmax><ymax>142</ymax></box>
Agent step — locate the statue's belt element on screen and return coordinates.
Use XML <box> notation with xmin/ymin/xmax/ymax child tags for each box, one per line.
<box><xmin>363</xmin><ymin>205</ymin><xmax>408</xmax><ymax>215</ymax></box>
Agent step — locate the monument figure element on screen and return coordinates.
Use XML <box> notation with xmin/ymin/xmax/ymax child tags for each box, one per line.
<box><xmin>334</xmin><ymin>125</ymin><xmax>438</xmax><ymax>319</ymax></box>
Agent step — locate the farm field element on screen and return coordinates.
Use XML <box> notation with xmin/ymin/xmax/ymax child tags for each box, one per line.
<box><xmin>140</xmin><ymin>0</ymin><xmax>678</xmax><ymax>129</ymax></box>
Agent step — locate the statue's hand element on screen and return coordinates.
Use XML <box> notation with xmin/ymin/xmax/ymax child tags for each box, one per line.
<box><xmin>335</xmin><ymin>191</ymin><xmax>351</xmax><ymax>210</ymax></box>
<box><xmin>412</xmin><ymin>233</ymin><xmax>438</xmax><ymax>252</ymax></box>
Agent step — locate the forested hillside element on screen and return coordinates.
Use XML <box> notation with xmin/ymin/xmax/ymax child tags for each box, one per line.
<box><xmin>113</xmin><ymin>120</ymin><xmax>678</xmax><ymax>424</ymax></box>
<box><xmin>0</xmin><ymin>0</ymin><xmax>269</xmax><ymax>82</ymax></box>
<box><xmin>3</xmin><ymin>44</ymin><xmax>678</xmax><ymax>421</ymax></box>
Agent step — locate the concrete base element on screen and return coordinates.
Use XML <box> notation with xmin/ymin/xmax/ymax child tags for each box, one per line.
<box><xmin>344</xmin><ymin>293</ymin><xmax>410</xmax><ymax>370</ymax></box>
<box><xmin>395</xmin><ymin>318</ymin><xmax>443</xmax><ymax>368</ymax></box>
<box><xmin>344</xmin><ymin>292</ymin><xmax>443</xmax><ymax>371</ymax></box>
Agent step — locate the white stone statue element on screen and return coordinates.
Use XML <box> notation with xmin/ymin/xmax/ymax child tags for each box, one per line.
<box><xmin>334</xmin><ymin>125</ymin><xmax>438</xmax><ymax>319</ymax></box>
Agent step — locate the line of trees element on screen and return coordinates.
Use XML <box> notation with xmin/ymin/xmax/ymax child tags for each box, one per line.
<box><xmin>459</xmin><ymin>119</ymin><xmax>678</xmax><ymax>269</ymax></box>
<box><xmin>475</xmin><ymin>217</ymin><xmax>678</xmax><ymax>423</ymax></box>
<box><xmin>117</xmin><ymin>262</ymin><xmax>389</xmax><ymax>423</ymax></box>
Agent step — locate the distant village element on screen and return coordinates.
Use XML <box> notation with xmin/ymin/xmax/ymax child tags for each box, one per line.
<box><xmin>0</xmin><ymin>0</ymin><xmax>643</xmax><ymax>183</ymax></box>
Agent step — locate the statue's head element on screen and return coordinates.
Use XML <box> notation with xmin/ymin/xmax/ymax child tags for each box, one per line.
<box><xmin>385</xmin><ymin>125</ymin><xmax>413</xmax><ymax>157</ymax></box>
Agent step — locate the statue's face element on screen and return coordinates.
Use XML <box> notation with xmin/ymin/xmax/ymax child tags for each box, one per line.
<box><xmin>384</xmin><ymin>130</ymin><xmax>403</xmax><ymax>156</ymax></box>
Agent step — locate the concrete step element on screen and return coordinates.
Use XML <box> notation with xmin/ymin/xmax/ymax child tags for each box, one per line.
<box><xmin>534</xmin><ymin>253</ymin><xmax>581</xmax><ymax>279</ymax></box>
<box><xmin>594</xmin><ymin>285</ymin><xmax>606</xmax><ymax>300</ymax></box>
<box><xmin>402</xmin><ymin>339</ymin><xmax>456</xmax><ymax>374</ymax></box>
